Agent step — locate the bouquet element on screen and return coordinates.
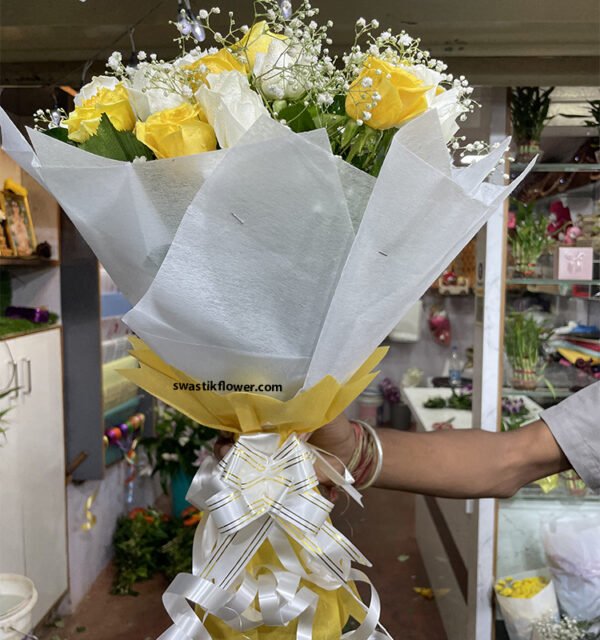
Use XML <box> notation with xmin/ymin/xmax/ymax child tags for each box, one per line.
<box><xmin>0</xmin><ymin>1</ymin><xmax>534</xmax><ymax>637</ymax></box>
<box><xmin>495</xmin><ymin>571</ymin><xmax>560</xmax><ymax>640</ymax></box>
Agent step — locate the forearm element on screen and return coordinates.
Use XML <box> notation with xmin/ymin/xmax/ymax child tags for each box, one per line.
<box><xmin>375</xmin><ymin>420</ymin><xmax>570</xmax><ymax>498</ymax></box>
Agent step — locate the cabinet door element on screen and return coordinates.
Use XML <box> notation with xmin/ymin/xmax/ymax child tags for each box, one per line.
<box><xmin>10</xmin><ymin>329</ymin><xmax>68</xmax><ymax>627</ymax></box>
<box><xmin>0</xmin><ymin>342</ymin><xmax>24</xmax><ymax>575</ymax></box>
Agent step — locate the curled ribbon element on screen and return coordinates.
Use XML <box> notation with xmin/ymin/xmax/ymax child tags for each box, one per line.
<box><xmin>156</xmin><ymin>434</ymin><xmax>391</xmax><ymax>639</ymax></box>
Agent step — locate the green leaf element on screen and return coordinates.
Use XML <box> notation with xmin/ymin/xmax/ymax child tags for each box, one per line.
<box><xmin>80</xmin><ymin>114</ymin><xmax>155</xmax><ymax>162</ymax></box>
<box><xmin>43</xmin><ymin>126</ymin><xmax>75</xmax><ymax>146</ymax></box>
<box><xmin>277</xmin><ymin>103</ymin><xmax>316</xmax><ymax>133</ymax></box>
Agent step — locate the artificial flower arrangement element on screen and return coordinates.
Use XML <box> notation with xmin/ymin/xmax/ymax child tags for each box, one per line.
<box><xmin>0</xmin><ymin>1</ymin><xmax>535</xmax><ymax>638</ymax></box>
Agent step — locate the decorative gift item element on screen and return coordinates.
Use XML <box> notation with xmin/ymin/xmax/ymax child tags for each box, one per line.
<box><xmin>429</xmin><ymin>305</ymin><xmax>452</xmax><ymax>345</ymax></box>
<box><xmin>495</xmin><ymin>570</ymin><xmax>560</xmax><ymax>640</ymax></box>
<box><xmin>553</xmin><ymin>246</ymin><xmax>594</xmax><ymax>280</ymax></box>
<box><xmin>141</xmin><ymin>405</ymin><xmax>216</xmax><ymax>517</ymax></box>
<box><xmin>0</xmin><ymin>0</ymin><xmax>535</xmax><ymax>635</ymax></box>
<box><xmin>505</xmin><ymin>312</ymin><xmax>549</xmax><ymax>391</ymax></box>
<box><xmin>510</xmin><ymin>86</ymin><xmax>554</xmax><ymax>162</ymax></box>
<box><xmin>509</xmin><ymin>200</ymin><xmax>555</xmax><ymax>277</ymax></box>
<box><xmin>437</xmin><ymin>269</ymin><xmax>470</xmax><ymax>295</ymax></box>
<box><xmin>543</xmin><ymin>516</ymin><xmax>600</xmax><ymax>624</ymax></box>
<box><xmin>0</xmin><ymin>179</ymin><xmax>36</xmax><ymax>258</ymax></box>
<box><xmin>546</xmin><ymin>201</ymin><xmax>572</xmax><ymax>239</ymax></box>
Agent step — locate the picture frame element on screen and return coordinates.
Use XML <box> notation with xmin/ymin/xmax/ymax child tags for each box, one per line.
<box><xmin>0</xmin><ymin>189</ymin><xmax>37</xmax><ymax>258</ymax></box>
<box><xmin>0</xmin><ymin>200</ymin><xmax>16</xmax><ymax>257</ymax></box>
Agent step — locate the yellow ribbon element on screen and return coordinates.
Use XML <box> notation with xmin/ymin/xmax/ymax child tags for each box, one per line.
<box><xmin>81</xmin><ymin>490</ymin><xmax>98</xmax><ymax>531</ymax></box>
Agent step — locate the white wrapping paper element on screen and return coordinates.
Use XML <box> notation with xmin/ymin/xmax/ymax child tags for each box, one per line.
<box><xmin>543</xmin><ymin>515</ymin><xmax>600</xmax><ymax>621</ymax></box>
<box><xmin>0</xmin><ymin>107</ymin><xmax>532</xmax><ymax>397</ymax></box>
<box><xmin>495</xmin><ymin>570</ymin><xmax>559</xmax><ymax>640</ymax></box>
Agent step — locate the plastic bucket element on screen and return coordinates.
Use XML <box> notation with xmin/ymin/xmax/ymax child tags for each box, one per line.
<box><xmin>0</xmin><ymin>575</ymin><xmax>38</xmax><ymax>640</ymax></box>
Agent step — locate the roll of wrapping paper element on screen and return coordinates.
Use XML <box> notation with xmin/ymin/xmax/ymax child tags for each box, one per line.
<box><xmin>102</xmin><ymin>355</ymin><xmax>139</xmax><ymax>410</ymax></box>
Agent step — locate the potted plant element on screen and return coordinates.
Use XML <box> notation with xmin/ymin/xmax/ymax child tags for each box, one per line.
<box><xmin>141</xmin><ymin>404</ymin><xmax>217</xmax><ymax>517</ymax></box>
<box><xmin>504</xmin><ymin>312</ymin><xmax>550</xmax><ymax>391</ymax></box>
<box><xmin>510</xmin><ymin>86</ymin><xmax>554</xmax><ymax>162</ymax></box>
<box><xmin>562</xmin><ymin>99</ymin><xmax>600</xmax><ymax>163</ymax></box>
<box><xmin>509</xmin><ymin>200</ymin><xmax>555</xmax><ymax>277</ymax></box>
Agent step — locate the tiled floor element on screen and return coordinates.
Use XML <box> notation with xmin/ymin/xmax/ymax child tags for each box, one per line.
<box><xmin>37</xmin><ymin>489</ymin><xmax>446</xmax><ymax>640</ymax></box>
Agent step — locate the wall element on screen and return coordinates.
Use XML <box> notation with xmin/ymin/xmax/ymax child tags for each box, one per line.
<box><xmin>380</xmin><ymin>293</ymin><xmax>476</xmax><ymax>386</ymax></box>
<box><xmin>60</xmin><ymin>461</ymin><xmax>160</xmax><ymax>614</ymax></box>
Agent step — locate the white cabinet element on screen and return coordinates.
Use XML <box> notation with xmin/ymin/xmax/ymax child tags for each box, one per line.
<box><xmin>0</xmin><ymin>328</ymin><xmax>68</xmax><ymax>627</ymax></box>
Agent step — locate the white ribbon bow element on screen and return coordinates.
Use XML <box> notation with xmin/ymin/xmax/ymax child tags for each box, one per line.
<box><xmin>156</xmin><ymin>434</ymin><xmax>392</xmax><ymax>640</ymax></box>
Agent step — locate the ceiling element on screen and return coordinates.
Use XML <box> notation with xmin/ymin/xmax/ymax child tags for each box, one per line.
<box><xmin>0</xmin><ymin>0</ymin><xmax>599</xmax><ymax>89</ymax></box>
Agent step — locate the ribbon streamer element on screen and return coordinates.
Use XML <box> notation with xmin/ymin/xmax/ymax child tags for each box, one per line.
<box><xmin>157</xmin><ymin>434</ymin><xmax>391</xmax><ymax>639</ymax></box>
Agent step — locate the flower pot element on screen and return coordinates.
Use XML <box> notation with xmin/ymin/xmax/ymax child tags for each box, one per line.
<box><xmin>390</xmin><ymin>402</ymin><xmax>411</xmax><ymax>430</ymax></box>
<box><xmin>170</xmin><ymin>469</ymin><xmax>195</xmax><ymax>518</ymax></box>
<box><xmin>516</xmin><ymin>140</ymin><xmax>542</xmax><ymax>163</ymax></box>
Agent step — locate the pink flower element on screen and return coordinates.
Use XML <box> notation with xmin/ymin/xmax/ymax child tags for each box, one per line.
<box><xmin>507</xmin><ymin>211</ymin><xmax>517</xmax><ymax>229</ymax></box>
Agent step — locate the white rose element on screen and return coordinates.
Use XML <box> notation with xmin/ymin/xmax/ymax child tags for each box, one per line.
<box><xmin>253</xmin><ymin>38</ymin><xmax>308</xmax><ymax>101</ymax></box>
<box><xmin>408</xmin><ymin>65</ymin><xmax>466</xmax><ymax>141</ymax></box>
<box><xmin>126</xmin><ymin>64</ymin><xmax>187</xmax><ymax>121</ymax></box>
<box><xmin>196</xmin><ymin>70</ymin><xmax>271</xmax><ymax>149</ymax></box>
<box><xmin>430</xmin><ymin>87</ymin><xmax>467</xmax><ymax>142</ymax></box>
<box><xmin>409</xmin><ymin>64</ymin><xmax>444</xmax><ymax>105</ymax></box>
<box><xmin>74</xmin><ymin>75</ymin><xmax>120</xmax><ymax>107</ymax></box>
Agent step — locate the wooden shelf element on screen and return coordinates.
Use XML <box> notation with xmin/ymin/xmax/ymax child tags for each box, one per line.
<box><xmin>0</xmin><ymin>257</ymin><xmax>60</xmax><ymax>268</ymax></box>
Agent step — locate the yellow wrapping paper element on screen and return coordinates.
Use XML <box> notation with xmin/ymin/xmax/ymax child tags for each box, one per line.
<box><xmin>120</xmin><ymin>338</ymin><xmax>388</xmax><ymax>637</ymax></box>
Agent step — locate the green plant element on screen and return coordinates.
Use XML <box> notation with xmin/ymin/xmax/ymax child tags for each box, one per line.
<box><xmin>112</xmin><ymin>506</ymin><xmax>201</xmax><ymax>595</ymax></box>
<box><xmin>504</xmin><ymin>312</ymin><xmax>552</xmax><ymax>391</ymax></box>
<box><xmin>510</xmin><ymin>86</ymin><xmax>554</xmax><ymax>143</ymax></box>
<box><xmin>509</xmin><ymin>199</ymin><xmax>554</xmax><ymax>274</ymax></box>
<box><xmin>141</xmin><ymin>405</ymin><xmax>217</xmax><ymax>493</ymax></box>
<box><xmin>111</xmin><ymin>508</ymin><xmax>173</xmax><ymax>595</ymax></box>
<box><xmin>424</xmin><ymin>388</ymin><xmax>472</xmax><ymax>411</ymax></box>
<box><xmin>161</xmin><ymin>509</ymin><xmax>199</xmax><ymax>579</ymax></box>
<box><xmin>561</xmin><ymin>99</ymin><xmax>600</xmax><ymax>148</ymax></box>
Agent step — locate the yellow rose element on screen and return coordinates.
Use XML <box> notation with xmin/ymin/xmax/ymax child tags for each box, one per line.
<box><xmin>345</xmin><ymin>57</ymin><xmax>431</xmax><ymax>130</ymax></box>
<box><xmin>65</xmin><ymin>84</ymin><xmax>136</xmax><ymax>143</ymax></box>
<box><xmin>233</xmin><ymin>21</ymin><xmax>286</xmax><ymax>71</ymax></box>
<box><xmin>185</xmin><ymin>48</ymin><xmax>246</xmax><ymax>88</ymax></box>
<box><xmin>135</xmin><ymin>103</ymin><xmax>217</xmax><ymax>158</ymax></box>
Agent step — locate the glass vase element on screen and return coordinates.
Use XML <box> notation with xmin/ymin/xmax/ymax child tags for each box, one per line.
<box><xmin>516</xmin><ymin>140</ymin><xmax>542</xmax><ymax>163</ymax></box>
<box><xmin>510</xmin><ymin>363</ymin><xmax>539</xmax><ymax>390</ymax></box>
